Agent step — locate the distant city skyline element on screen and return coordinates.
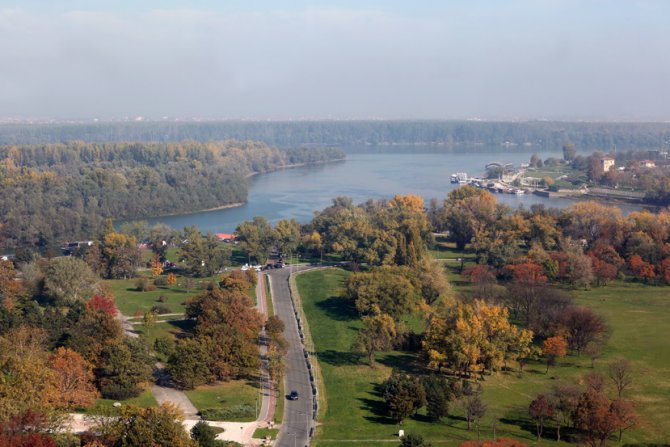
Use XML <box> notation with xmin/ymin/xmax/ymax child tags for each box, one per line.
<box><xmin>1</xmin><ymin>1</ymin><xmax>669</xmax><ymax>121</ymax></box>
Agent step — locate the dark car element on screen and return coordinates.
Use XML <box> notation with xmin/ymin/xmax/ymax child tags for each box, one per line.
<box><xmin>288</xmin><ymin>390</ymin><xmax>299</xmax><ymax>400</ymax></box>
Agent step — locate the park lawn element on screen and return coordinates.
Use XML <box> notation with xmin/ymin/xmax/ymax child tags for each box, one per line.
<box><xmin>185</xmin><ymin>380</ymin><xmax>262</xmax><ymax>422</ymax></box>
<box><xmin>108</xmin><ymin>274</ymin><xmax>218</xmax><ymax>316</ymax></box>
<box><xmin>297</xmin><ymin>269</ymin><xmax>670</xmax><ymax>446</ymax></box>
<box><xmin>83</xmin><ymin>388</ymin><xmax>158</xmax><ymax>415</ymax></box>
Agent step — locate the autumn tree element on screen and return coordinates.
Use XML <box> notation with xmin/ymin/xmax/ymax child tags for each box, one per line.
<box><xmin>101</xmin><ymin>231</ymin><xmax>141</xmax><ymax>279</ymax></box>
<box><xmin>542</xmin><ymin>336</ymin><xmax>567</xmax><ymax>373</ymax></box>
<box><xmin>574</xmin><ymin>389</ymin><xmax>637</xmax><ymax>447</ymax></box>
<box><xmin>563</xmin><ymin>143</ymin><xmax>577</xmax><ymax>161</ymax></box>
<box><xmin>167</xmin><ymin>338</ymin><xmax>212</xmax><ymax>389</ymax></box>
<box><xmin>441</xmin><ymin>186</ymin><xmax>498</xmax><ymax>250</ymax></box>
<box><xmin>65</xmin><ymin>305</ymin><xmax>124</xmax><ymax>363</ymax></box>
<box><xmin>559</xmin><ymin>306</ymin><xmax>606</xmax><ymax>355</ymax></box>
<box><xmin>352</xmin><ymin>313</ymin><xmax>396</xmax><ymax>366</ymax></box>
<box><xmin>0</xmin><ymin>410</ymin><xmax>57</xmax><ymax>447</ymax></box>
<box><xmin>151</xmin><ymin>253</ymin><xmax>164</xmax><ymax>277</ymax></box>
<box><xmin>423</xmin><ymin>300</ymin><xmax>533</xmax><ymax>376</ymax></box>
<box><xmin>627</xmin><ymin>254</ymin><xmax>656</xmax><ymax>282</ymax></box>
<box><xmin>167</xmin><ymin>272</ymin><xmax>177</xmax><ymax>285</ymax></box>
<box><xmin>48</xmin><ymin>347</ymin><xmax>99</xmax><ymax>409</ymax></box>
<box><xmin>529</xmin><ymin>394</ymin><xmax>554</xmax><ymax>440</ymax></box>
<box><xmin>0</xmin><ymin>260</ymin><xmax>23</xmax><ymax>310</ymax></box>
<box><xmin>382</xmin><ymin>371</ymin><xmax>426</xmax><ymax>423</ymax></box>
<box><xmin>505</xmin><ymin>260</ymin><xmax>547</xmax><ymax>327</ymax></box>
<box><xmin>86</xmin><ymin>295</ymin><xmax>117</xmax><ymax>316</ymax></box>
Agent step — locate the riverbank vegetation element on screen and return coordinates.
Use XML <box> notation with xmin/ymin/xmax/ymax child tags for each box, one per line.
<box><xmin>0</xmin><ymin>140</ymin><xmax>344</xmax><ymax>253</ymax></box>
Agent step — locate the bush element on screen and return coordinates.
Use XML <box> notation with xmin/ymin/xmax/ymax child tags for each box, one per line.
<box><xmin>157</xmin><ymin>295</ymin><xmax>168</xmax><ymax>303</ymax></box>
<box><xmin>154</xmin><ymin>276</ymin><xmax>168</xmax><ymax>286</ymax></box>
<box><xmin>154</xmin><ymin>336</ymin><xmax>175</xmax><ymax>356</ymax></box>
<box><xmin>200</xmin><ymin>405</ymin><xmax>255</xmax><ymax>421</ymax></box>
<box><xmin>99</xmin><ymin>379</ymin><xmax>141</xmax><ymax>400</ymax></box>
<box><xmin>135</xmin><ymin>277</ymin><xmax>156</xmax><ymax>292</ymax></box>
<box><xmin>151</xmin><ymin>304</ymin><xmax>171</xmax><ymax>315</ymax></box>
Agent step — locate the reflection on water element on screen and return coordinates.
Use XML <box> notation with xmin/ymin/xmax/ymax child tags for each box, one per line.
<box><xmin>141</xmin><ymin>151</ymin><xmax>644</xmax><ymax>233</ymax></box>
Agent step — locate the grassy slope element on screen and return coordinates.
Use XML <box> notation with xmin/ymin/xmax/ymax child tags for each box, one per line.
<box><xmin>297</xmin><ymin>268</ymin><xmax>670</xmax><ymax>446</ymax></box>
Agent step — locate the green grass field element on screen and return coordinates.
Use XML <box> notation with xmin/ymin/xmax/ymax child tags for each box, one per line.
<box><xmin>185</xmin><ymin>380</ymin><xmax>262</xmax><ymax>422</ymax></box>
<box><xmin>296</xmin><ymin>268</ymin><xmax>670</xmax><ymax>446</ymax></box>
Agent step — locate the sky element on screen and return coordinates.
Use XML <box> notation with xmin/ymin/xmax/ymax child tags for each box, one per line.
<box><xmin>1</xmin><ymin>0</ymin><xmax>669</xmax><ymax>121</ymax></box>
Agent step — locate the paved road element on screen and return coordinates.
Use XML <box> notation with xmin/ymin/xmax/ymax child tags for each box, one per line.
<box><xmin>267</xmin><ymin>267</ymin><xmax>314</xmax><ymax>447</ymax></box>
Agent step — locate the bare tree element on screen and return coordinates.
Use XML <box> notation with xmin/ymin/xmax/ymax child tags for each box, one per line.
<box><xmin>608</xmin><ymin>358</ymin><xmax>634</xmax><ymax>397</ymax></box>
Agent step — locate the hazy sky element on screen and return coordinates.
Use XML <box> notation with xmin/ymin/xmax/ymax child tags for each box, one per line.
<box><xmin>1</xmin><ymin>0</ymin><xmax>669</xmax><ymax>121</ymax></box>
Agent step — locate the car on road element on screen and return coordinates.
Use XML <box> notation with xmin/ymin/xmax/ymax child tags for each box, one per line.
<box><xmin>287</xmin><ymin>390</ymin><xmax>299</xmax><ymax>400</ymax></box>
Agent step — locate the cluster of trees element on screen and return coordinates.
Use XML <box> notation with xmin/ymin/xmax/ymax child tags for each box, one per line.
<box><xmin>0</xmin><ymin>258</ymin><xmax>153</xmax><ymax>423</ymax></box>
<box><xmin>528</xmin><ymin>360</ymin><xmax>637</xmax><ymax>445</ymax></box>
<box><xmin>436</xmin><ymin>187</ymin><xmax>670</xmax><ymax>285</ymax></box>
<box><xmin>2</xmin><ymin>121</ymin><xmax>669</xmax><ymax>151</ymax></box>
<box><xmin>166</xmin><ymin>270</ymin><xmax>265</xmax><ymax>389</ymax></box>
<box><xmin>0</xmin><ymin>140</ymin><xmax>343</xmax><ymax>251</ymax></box>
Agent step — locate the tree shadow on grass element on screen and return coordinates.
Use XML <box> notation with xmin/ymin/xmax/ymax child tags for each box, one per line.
<box><xmin>377</xmin><ymin>353</ymin><xmax>425</xmax><ymax>375</ymax></box>
<box><xmin>359</xmin><ymin>382</ymin><xmax>396</xmax><ymax>425</ymax></box>
<box><xmin>167</xmin><ymin>319</ymin><xmax>195</xmax><ymax>336</ymax></box>
<box><xmin>318</xmin><ymin>349</ymin><xmax>363</xmax><ymax>366</ymax></box>
<box><xmin>315</xmin><ymin>295</ymin><xmax>358</xmax><ymax>321</ymax></box>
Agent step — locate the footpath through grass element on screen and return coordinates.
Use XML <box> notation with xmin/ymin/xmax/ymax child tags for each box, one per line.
<box><xmin>297</xmin><ymin>268</ymin><xmax>670</xmax><ymax>446</ymax></box>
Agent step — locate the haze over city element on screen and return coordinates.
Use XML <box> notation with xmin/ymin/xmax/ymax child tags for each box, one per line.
<box><xmin>1</xmin><ymin>0</ymin><xmax>669</xmax><ymax>122</ymax></box>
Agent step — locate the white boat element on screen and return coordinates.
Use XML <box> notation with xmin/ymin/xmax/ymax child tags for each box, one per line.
<box><xmin>451</xmin><ymin>172</ymin><xmax>468</xmax><ymax>184</ymax></box>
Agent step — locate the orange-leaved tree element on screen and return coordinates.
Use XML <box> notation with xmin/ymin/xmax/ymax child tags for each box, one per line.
<box><xmin>542</xmin><ymin>336</ymin><xmax>567</xmax><ymax>373</ymax></box>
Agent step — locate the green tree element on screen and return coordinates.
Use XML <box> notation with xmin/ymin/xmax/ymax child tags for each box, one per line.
<box><xmin>563</xmin><ymin>143</ymin><xmax>577</xmax><ymax>161</ymax></box>
<box><xmin>441</xmin><ymin>186</ymin><xmax>498</xmax><ymax>250</ymax></box>
<box><xmin>423</xmin><ymin>375</ymin><xmax>451</xmax><ymax>421</ymax></box>
<box><xmin>191</xmin><ymin>420</ymin><xmax>225</xmax><ymax>447</ymax></box>
<box><xmin>97</xmin><ymin>338</ymin><xmax>153</xmax><ymax>400</ymax></box>
<box><xmin>180</xmin><ymin>226</ymin><xmax>231</xmax><ymax>277</ymax></box>
<box><xmin>44</xmin><ymin>257</ymin><xmax>98</xmax><ymax>304</ymax></box>
<box><xmin>235</xmin><ymin>216</ymin><xmax>274</xmax><ymax>263</ymax></box>
<box><xmin>345</xmin><ymin>267</ymin><xmax>419</xmax><ymax>320</ymax></box>
<box><xmin>101</xmin><ymin>231</ymin><xmax>141</xmax><ymax>279</ymax></box>
<box><xmin>382</xmin><ymin>371</ymin><xmax>426</xmax><ymax>423</ymax></box>
<box><xmin>167</xmin><ymin>338</ymin><xmax>212</xmax><ymax>389</ymax></box>
<box><xmin>273</xmin><ymin>219</ymin><xmax>301</xmax><ymax>256</ymax></box>
<box><xmin>352</xmin><ymin>313</ymin><xmax>397</xmax><ymax>366</ymax></box>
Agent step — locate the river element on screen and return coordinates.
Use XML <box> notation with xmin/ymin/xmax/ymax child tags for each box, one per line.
<box><xmin>140</xmin><ymin>150</ymin><xmax>642</xmax><ymax>233</ymax></box>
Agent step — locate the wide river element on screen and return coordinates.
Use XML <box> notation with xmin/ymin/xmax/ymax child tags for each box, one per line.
<box><xmin>143</xmin><ymin>150</ymin><xmax>641</xmax><ymax>233</ymax></box>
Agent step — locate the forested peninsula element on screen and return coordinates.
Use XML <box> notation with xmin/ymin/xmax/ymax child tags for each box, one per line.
<box><xmin>0</xmin><ymin>140</ymin><xmax>344</xmax><ymax>251</ymax></box>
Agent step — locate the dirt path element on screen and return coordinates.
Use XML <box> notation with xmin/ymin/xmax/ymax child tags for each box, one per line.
<box><xmin>152</xmin><ymin>362</ymin><xmax>199</xmax><ymax>419</ymax></box>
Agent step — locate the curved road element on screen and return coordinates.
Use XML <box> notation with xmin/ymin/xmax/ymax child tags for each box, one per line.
<box><xmin>267</xmin><ymin>267</ymin><xmax>315</xmax><ymax>447</ymax></box>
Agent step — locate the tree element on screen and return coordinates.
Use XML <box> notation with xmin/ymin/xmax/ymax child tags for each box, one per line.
<box><xmin>416</xmin><ymin>259</ymin><xmax>453</xmax><ymax>306</ymax></box>
<box><xmin>399</xmin><ymin>433</ymin><xmax>432</xmax><ymax>447</ymax></box>
<box><xmin>167</xmin><ymin>272</ymin><xmax>177</xmax><ymax>285</ymax></box>
<box><xmin>352</xmin><ymin>313</ymin><xmax>396</xmax><ymax>366</ymax></box>
<box><xmin>101</xmin><ymin>231</ymin><xmax>141</xmax><ymax>279</ymax></box>
<box><xmin>273</xmin><ymin>219</ymin><xmax>301</xmax><ymax>256</ymax></box>
<box><xmin>607</xmin><ymin>358</ymin><xmax>633</xmax><ymax>398</ymax></box>
<box><xmin>235</xmin><ymin>216</ymin><xmax>274</xmax><ymax>263</ymax></box>
<box><xmin>563</xmin><ymin>143</ymin><xmax>577</xmax><ymax>161</ymax></box>
<box><xmin>464</xmin><ymin>391</ymin><xmax>487</xmax><ymax>435</ymax></box>
<box><xmin>44</xmin><ymin>257</ymin><xmax>98</xmax><ymax>304</ymax></box>
<box><xmin>542</xmin><ymin>336</ymin><xmax>567</xmax><ymax>373</ymax></box>
<box><xmin>549</xmin><ymin>381</ymin><xmax>582</xmax><ymax>442</ymax></box>
<box><xmin>86</xmin><ymin>295</ymin><xmax>117</xmax><ymax>316</ymax></box>
<box><xmin>167</xmin><ymin>338</ymin><xmax>212</xmax><ymax>389</ymax></box>
<box><xmin>505</xmin><ymin>261</ymin><xmax>547</xmax><ymax>327</ymax></box>
<box><xmin>151</xmin><ymin>253</ymin><xmax>164</xmax><ymax>277</ymax></box>
<box><xmin>345</xmin><ymin>267</ymin><xmax>420</xmax><ymax>320</ymax></box>
<box><xmin>47</xmin><ymin>347</ymin><xmax>98</xmax><ymax>409</ymax></box>
<box><xmin>441</xmin><ymin>186</ymin><xmax>497</xmax><ymax>250</ymax></box>
<box><xmin>190</xmin><ymin>420</ymin><xmax>225</xmax><ymax>447</ymax></box>
<box><xmin>560</xmin><ymin>306</ymin><xmax>606</xmax><ymax>355</ymax></box>
<box><xmin>529</xmin><ymin>394</ymin><xmax>553</xmax><ymax>440</ymax></box>
<box><xmin>0</xmin><ymin>260</ymin><xmax>23</xmax><ymax>310</ymax></box>
<box><xmin>0</xmin><ymin>410</ymin><xmax>57</xmax><ymax>447</ymax></box>
<box><xmin>180</xmin><ymin>227</ymin><xmax>231</xmax><ymax>277</ymax></box>
<box><xmin>97</xmin><ymin>338</ymin><xmax>153</xmax><ymax>400</ymax></box>
<box><xmin>94</xmin><ymin>403</ymin><xmax>194</xmax><ymax>447</ymax></box>
<box><xmin>65</xmin><ymin>306</ymin><xmax>124</xmax><ymax>363</ymax></box>
<box><xmin>423</xmin><ymin>376</ymin><xmax>451</xmax><ymax>421</ymax></box>
<box><xmin>382</xmin><ymin>371</ymin><xmax>426</xmax><ymax>423</ymax></box>
<box><xmin>574</xmin><ymin>390</ymin><xmax>637</xmax><ymax>447</ymax></box>
<box><xmin>627</xmin><ymin>254</ymin><xmax>656</xmax><ymax>282</ymax></box>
